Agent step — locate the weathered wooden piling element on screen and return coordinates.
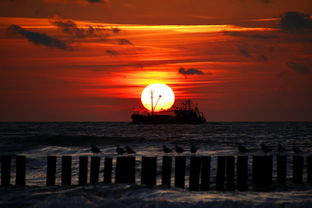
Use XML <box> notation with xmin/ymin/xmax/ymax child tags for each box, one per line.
<box><xmin>175</xmin><ymin>156</ymin><xmax>186</xmax><ymax>188</ymax></box>
<box><xmin>115</xmin><ymin>156</ymin><xmax>135</xmax><ymax>184</ymax></box>
<box><xmin>277</xmin><ymin>155</ymin><xmax>287</xmax><ymax>185</ymax></box>
<box><xmin>307</xmin><ymin>155</ymin><xmax>312</xmax><ymax>184</ymax></box>
<box><xmin>252</xmin><ymin>156</ymin><xmax>272</xmax><ymax>189</ymax></box>
<box><xmin>162</xmin><ymin>156</ymin><xmax>172</xmax><ymax>186</ymax></box>
<box><xmin>46</xmin><ymin>156</ymin><xmax>56</xmax><ymax>186</ymax></box>
<box><xmin>237</xmin><ymin>156</ymin><xmax>248</xmax><ymax>191</ymax></box>
<box><xmin>293</xmin><ymin>155</ymin><xmax>304</xmax><ymax>184</ymax></box>
<box><xmin>79</xmin><ymin>156</ymin><xmax>88</xmax><ymax>185</ymax></box>
<box><xmin>1</xmin><ymin>155</ymin><xmax>11</xmax><ymax>186</ymax></box>
<box><xmin>226</xmin><ymin>156</ymin><xmax>235</xmax><ymax>190</ymax></box>
<box><xmin>16</xmin><ymin>155</ymin><xmax>26</xmax><ymax>186</ymax></box>
<box><xmin>189</xmin><ymin>156</ymin><xmax>201</xmax><ymax>191</ymax></box>
<box><xmin>61</xmin><ymin>156</ymin><xmax>72</xmax><ymax>186</ymax></box>
<box><xmin>200</xmin><ymin>156</ymin><xmax>211</xmax><ymax>191</ymax></box>
<box><xmin>141</xmin><ymin>157</ymin><xmax>157</xmax><ymax>186</ymax></box>
<box><xmin>90</xmin><ymin>156</ymin><xmax>100</xmax><ymax>184</ymax></box>
<box><xmin>104</xmin><ymin>157</ymin><xmax>112</xmax><ymax>183</ymax></box>
<box><xmin>216</xmin><ymin>156</ymin><xmax>226</xmax><ymax>190</ymax></box>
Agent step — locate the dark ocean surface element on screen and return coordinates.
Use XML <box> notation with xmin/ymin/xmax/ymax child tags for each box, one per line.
<box><xmin>0</xmin><ymin>122</ymin><xmax>312</xmax><ymax>207</ymax></box>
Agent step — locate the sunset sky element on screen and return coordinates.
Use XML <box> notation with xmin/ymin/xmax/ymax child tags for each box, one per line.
<box><xmin>0</xmin><ymin>0</ymin><xmax>311</xmax><ymax>121</ymax></box>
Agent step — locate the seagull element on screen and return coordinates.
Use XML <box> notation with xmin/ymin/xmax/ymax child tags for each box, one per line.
<box><xmin>163</xmin><ymin>145</ymin><xmax>172</xmax><ymax>153</ymax></box>
<box><xmin>293</xmin><ymin>143</ymin><xmax>302</xmax><ymax>153</ymax></box>
<box><xmin>175</xmin><ymin>144</ymin><xmax>184</xmax><ymax>154</ymax></box>
<box><xmin>260</xmin><ymin>143</ymin><xmax>272</xmax><ymax>153</ymax></box>
<box><xmin>116</xmin><ymin>144</ymin><xmax>125</xmax><ymax>155</ymax></box>
<box><xmin>91</xmin><ymin>144</ymin><xmax>101</xmax><ymax>154</ymax></box>
<box><xmin>277</xmin><ymin>143</ymin><xmax>286</xmax><ymax>152</ymax></box>
<box><xmin>125</xmin><ymin>145</ymin><xmax>136</xmax><ymax>154</ymax></box>
<box><xmin>238</xmin><ymin>144</ymin><xmax>248</xmax><ymax>153</ymax></box>
<box><xmin>190</xmin><ymin>143</ymin><xmax>197</xmax><ymax>154</ymax></box>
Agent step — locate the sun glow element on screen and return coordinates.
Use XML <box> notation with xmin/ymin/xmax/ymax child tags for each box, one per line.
<box><xmin>141</xmin><ymin>83</ymin><xmax>175</xmax><ymax>112</ymax></box>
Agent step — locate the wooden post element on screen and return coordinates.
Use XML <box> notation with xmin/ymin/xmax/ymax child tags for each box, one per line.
<box><xmin>237</xmin><ymin>156</ymin><xmax>248</xmax><ymax>191</ymax></box>
<box><xmin>162</xmin><ymin>156</ymin><xmax>172</xmax><ymax>186</ymax></box>
<box><xmin>115</xmin><ymin>157</ymin><xmax>135</xmax><ymax>184</ymax></box>
<box><xmin>216</xmin><ymin>156</ymin><xmax>226</xmax><ymax>190</ymax></box>
<box><xmin>79</xmin><ymin>156</ymin><xmax>88</xmax><ymax>185</ymax></box>
<box><xmin>277</xmin><ymin>155</ymin><xmax>287</xmax><ymax>185</ymax></box>
<box><xmin>61</xmin><ymin>156</ymin><xmax>72</xmax><ymax>186</ymax></box>
<box><xmin>293</xmin><ymin>155</ymin><xmax>304</xmax><ymax>184</ymax></box>
<box><xmin>16</xmin><ymin>155</ymin><xmax>26</xmax><ymax>186</ymax></box>
<box><xmin>90</xmin><ymin>156</ymin><xmax>100</xmax><ymax>184</ymax></box>
<box><xmin>226</xmin><ymin>156</ymin><xmax>235</xmax><ymax>190</ymax></box>
<box><xmin>175</xmin><ymin>156</ymin><xmax>186</xmax><ymax>188</ymax></box>
<box><xmin>104</xmin><ymin>157</ymin><xmax>112</xmax><ymax>183</ymax></box>
<box><xmin>252</xmin><ymin>156</ymin><xmax>272</xmax><ymax>190</ymax></box>
<box><xmin>46</xmin><ymin>156</ymin><xmax>56</xmax><ymax>186</ymax></box>
<box><xmin>189</xmin><ymin>156</ymin><xmax>201</xmax><ymax>191</ymax></box>
<box><xmin>200</xmin><ymin>156</ymin><xmax>211</xmax><ymax>191</ymax></box>
<box><xmin>1</xmin><ymin>155</ymin><xmax>11</xmax><ymax>186</ymax></box>
<box><xmin>307</xmin><ymin>155</ymin><xmax>312</xmax><ymax>184</ymax></box>
<box><xmin>141</xmin><ymin>157</ymin><xmax>157</xmax><ymax>186</ymax></box>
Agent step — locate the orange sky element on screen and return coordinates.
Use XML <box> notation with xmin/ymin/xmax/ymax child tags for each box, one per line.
<box><xmin>0</xmin><ymin>0</ymin><xmax>311</xmax><ymax>121</ymax></box>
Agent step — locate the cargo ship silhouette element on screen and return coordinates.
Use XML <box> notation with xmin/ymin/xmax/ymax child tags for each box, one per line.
<box><xmin>131</xmin><ymin>90</ymin><xmax>206</xmax><ymax>124</ymax></box>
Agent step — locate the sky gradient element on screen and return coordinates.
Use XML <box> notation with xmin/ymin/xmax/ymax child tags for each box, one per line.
<box><xmin>0</xmin><ymin>0</ymin><xmax>311</xmax><ymax>121</ymax></box>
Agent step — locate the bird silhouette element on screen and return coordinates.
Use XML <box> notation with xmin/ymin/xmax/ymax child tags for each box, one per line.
<box><xmin>163</xmin><ymin>145</ymin><xmax>172</xmax><ymax>153</ymax></box>
<box><xmin>116</xmin><ymin>144</ymin><xmax>125</xmax><ymax>155</ymax></box>
<box><xmin>91</xmin><ymin>145</ymin><xmax>101</xmax><ymax>154</ymax></box>
<box><xmin>126</xmin><ymin>145</ymin><xmax>136</xmax><ymax>154</ymax></box>
<box><xmin>293</xmin><ymin>143</ymin><xmax>302</xmax><ymax>153</ymax></box>
<box><xmin>260</xmin><ymin>143</ymin><xmax>272</xmax><ymax>153</ymax></box>
<box><xmin>277</xmin><ymin>143</ymin><xmax>286</xmax><ymax>152</ymax></box>
<box><xmin>175</xmin><ymin>144</ymin><xmax>184</xmax><ymax>154</ymax></box>
<box><xmin>190</xmin><ymin>143</ymin><xmax>197</xmax><ymax>154</ymax></box>
<box><xmin>238</xmin><ymin>144</ymin><xmax>248</xmax><ymax>153</ymax></box>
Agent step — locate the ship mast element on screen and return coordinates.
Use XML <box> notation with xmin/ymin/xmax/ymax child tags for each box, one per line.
<box><xmin>150</xmin><ymin>89</ymin><xmax>162</xmax><ymax>116</ymax></box>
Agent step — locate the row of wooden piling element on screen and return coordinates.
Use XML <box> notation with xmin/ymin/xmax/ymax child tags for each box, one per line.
<box><xmin>1</xmin><ymin>155</ymin><xmax>312</xmax><ymax>190</ymax></box>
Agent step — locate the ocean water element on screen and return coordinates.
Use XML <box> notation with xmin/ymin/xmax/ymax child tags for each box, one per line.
<box><xmin>0</xmin><ymin>122</ymin><xmax>312</xmax><ymax>207</ymax></box>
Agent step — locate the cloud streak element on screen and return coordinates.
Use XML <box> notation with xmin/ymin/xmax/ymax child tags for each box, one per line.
<box><xmin>179</xmin><ymin>67</ymin><xmax>204</xmax><ymax>75</ymax></box>
<box><xmin>7</xmin><ymin>24</ymin><xmax>68</xmax><ymax>50</ymax></box>
<box><xmin>287</xmin><ymin>62</ymin><xmax>310</xmax><ymax>74</ymax></box>
<box><xmin>280</xmin><ymin>12</ymin><xmax>312</xmax><ymax>32</ymax></box>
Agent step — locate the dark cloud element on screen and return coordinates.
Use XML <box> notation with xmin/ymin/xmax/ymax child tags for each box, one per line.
<box><xmin>7</xmin><ymin>24</ymin><xmax>68</xmax><ymax>50</ymax></box>
<box><xmin>258</xmin><ymin>55</ymin><xmax>268</xmax><ymax>62</ymax></box>
<box><xmin>51</xmin><ymin>18</ymin><xmax>120</xmax><ymax>39</ymax></box>
<box><xmin>223</xmin><ymin>31</ymin><xmax>278</xmax><ymax>39</ymax></box>
<box><xmin>87</xmin><ymin>0</ymin><xmax>102</xmax><ymax>2</ymax></box>
<box><xmin>280</xmin><ymin>12</ymin><xmax>312</xmax><ymax>32</ymax></box>
<box><xmin>239</xmin><ymin>48</ymin><xmax>252</xmax><ymax>58</ymax></box>
<box><xmin>287</xmin><ymin>62</ymin><xmax>310</xmax><ymax>74</ymax></box>
<box><xmin>52</xmin><ymin>19</ymin><xmax>95</xmax><ymax>38</ymax></box>
<box><xmin>106</xmin><ymin>49</ymin><xmax>119</xmax><ymax>56</ymax></box>
<box><xmin>118</xmin><ymin>38</ymin><xmax>133</xmax><ymax>45</ymax></box>
<box><xmin>179</xmin><ymin>67</ymin><xmax>204</xmax><ymax>75</ymax></box>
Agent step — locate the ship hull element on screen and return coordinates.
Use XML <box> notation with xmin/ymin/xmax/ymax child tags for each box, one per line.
<box><xmin>131</xmin><ymin>114</ymin><xmax>206</xmax><ymax>124</ymax></box>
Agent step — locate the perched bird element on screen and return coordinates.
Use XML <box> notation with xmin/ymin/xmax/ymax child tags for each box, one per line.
<box><xmin>277</xmin><ymin>143</ymin><xmax>286</xmax><ymax>152</ymax></box>
<box><xmin>91</xmin><ymin>144</ymin><xmax>101</xmax><ymax>154</ymax></box>
<box><xmin>116</xmin><ymin>144</ymin><xmax>125</xmax><ymax>155</ymax></box>
<box><xmin>190</xmin><ymin>143</ymin><xmax>197</xmax><ymax>154</ymax></box>
<box><xmin>260</xmin><ymin>143</ymin><xmax>272</xmax><ymax>153</ymax></box>
<box><xmin>175</xmin><ymin>144</ymin><xmax>184</xmax><ymax>154</ymax></box>
<box><xmin>238</xmin><ymin>144</ymin><xmax>248</xmax><ymax>153</ymax></box>
<box><xmin>126</xmin><ymin>145</ymin><xmax>136</xmax><ymax>154</ymax></box>
<box><xmin>293</xmin><ymin>143</ymin><xmax>302</xmax><ymax>153</ymax></box>
<box><xmin>163</xmin><ymin>145</ymin><xmax>172</xmax><ymax>153</ymax></box>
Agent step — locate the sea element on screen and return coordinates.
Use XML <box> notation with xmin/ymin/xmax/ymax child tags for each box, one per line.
<box><xmin>0</xmin><ymin>122</ymin><xmax>312</xmax><ymax>208</ymax></box>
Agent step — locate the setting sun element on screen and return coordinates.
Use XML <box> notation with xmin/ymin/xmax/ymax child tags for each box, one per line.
<box><xmin>141</xmin><ymin>83</ymin><xmax>175</xmax><ymax>112</ymax></box>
